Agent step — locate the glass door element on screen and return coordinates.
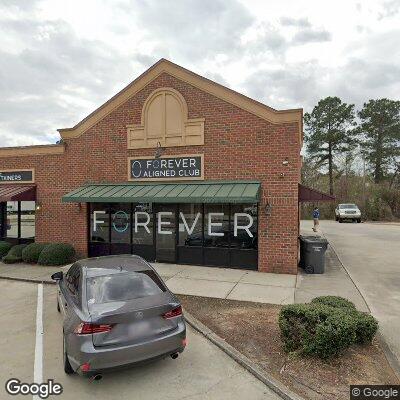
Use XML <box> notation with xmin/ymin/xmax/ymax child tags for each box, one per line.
<box><xmin>155</xmin><ymin>204</ymin><xmax>177</xmax><ymax>263</ymax></box>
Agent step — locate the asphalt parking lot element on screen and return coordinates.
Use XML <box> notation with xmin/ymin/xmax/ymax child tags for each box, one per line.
<box><xmin>0</xmin><ymin>280</ymin><xmax>280</xmax><ymax>400</ymax></box>
<box><xmin>311</xmin><ymin>220</ymin><xmax>400</xmax><ymax>367</ymax></box>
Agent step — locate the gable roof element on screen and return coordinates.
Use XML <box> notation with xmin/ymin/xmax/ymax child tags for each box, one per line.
<box><xmin>58</xmin><ymin>58</ymin><xmax>303</xmax><ymax>140</ymax></box>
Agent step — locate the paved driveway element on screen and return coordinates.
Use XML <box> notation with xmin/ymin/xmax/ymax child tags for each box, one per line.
<box><xmin>304</xmin><ymin>220</ymin><xmax>400</xmax><ymax>366</ymax></box>
<box><xmin>0</xmin><ymin>280</ymin><xmax>280</xmax><ymax>400</ymax></box>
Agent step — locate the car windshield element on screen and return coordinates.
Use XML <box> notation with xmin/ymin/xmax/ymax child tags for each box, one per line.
<box><xmin>86</xmin><ymin>270</ymin><xmax>166</xmax><ymax>304</ymax></box>
<box><xmin>339</xmin><ymin>204</ymin><xmax>357</xmax><ymax>209</ymax></box>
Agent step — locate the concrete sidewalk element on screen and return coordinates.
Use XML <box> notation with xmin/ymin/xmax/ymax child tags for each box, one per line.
<box><xmin>0</xmin><ymin>245</ymin><xmax>367</xmax><ymax>309</ymax></box>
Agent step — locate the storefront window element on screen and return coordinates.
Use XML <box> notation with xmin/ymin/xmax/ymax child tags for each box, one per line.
<box><xmin>0</xmin><ymin>201</ymin><xmax>36</xmax><ymax>240</ymax></box>
<box><xmin>132</xmin><ymin>203</ymin><xmax>153</xmax><ymax>245</ymax></box>
<box><xmin>90</xmin><ymin>203</ymin><xmax>110</xmax><ymax>243</ymax></box>
<box><xmin>204</xmin><ymin>204</ymin><xmax>229</xmax><ymax>247</ymax></box>
<box><xmin>111</xmin><ymin>204</ymin><xmax>131</xmax><ymax>243</ymax></box>
<box><xmin>20</xmin><ymin>201</ymin><xmax>36</xmax><ymax>239</ymax></box>
<box><xmin>178</xmin><ymin>204</ymin><xmax>202</xmax><ymax>246</ymax></box>
<box><xmin>6</xmin><ymin>201</ymin><xmax>18</xmax><ymax>238</ymax></box>
<box><xmin>230</xmin><ymin>204</ymin><xmax>258</xmax><ymax>249</ymax></box>
<box><xmin>87</xmin><ymin>201</ymin><xmax>258</xmax><ymax>269</ymax></box>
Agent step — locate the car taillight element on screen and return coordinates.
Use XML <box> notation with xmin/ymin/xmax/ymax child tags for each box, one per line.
<box><xmin>163</xmin><ymin>306</ymin><xmax>182</xmax><ymax>319</ymax></box>
<box><xmin>74</xmin><ymin>322</ymin><xmax>113</xmax><ymax>335</ymax></box>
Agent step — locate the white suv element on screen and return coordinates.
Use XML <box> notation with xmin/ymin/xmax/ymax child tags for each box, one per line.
<box><xmin>335</xmin><ymin>204</ymin><xmax>362</xmax><ymax>223</ymax></box>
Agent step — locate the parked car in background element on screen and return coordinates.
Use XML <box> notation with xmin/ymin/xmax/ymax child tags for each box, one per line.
<box><xmin>335</xmin><ymin>204</ymin><xmax>362</xmax><ymax>223</ymax></box>
<box><xmin>52</xmin><ymin>255</ymin><xmax>186</xmax><ymax>379</ymax></box>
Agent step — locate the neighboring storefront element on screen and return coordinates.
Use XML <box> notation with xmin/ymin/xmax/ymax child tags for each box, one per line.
<box><xmin>0</xmin><ymin>59</ymin><xmax>308</xmax><ymax>273</ymax></box>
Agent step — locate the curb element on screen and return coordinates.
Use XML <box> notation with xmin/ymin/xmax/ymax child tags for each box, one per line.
<box><xmin>0</xmin><ymin>275</ymin><xmax>55</xmax><ymax>285</ymax></box>
<box><xmin>376</xmin><ymin>331</ymin><xmax>400</xmax><ymax>381</ymax></box>
<box><xmin>184</xmin><ymin>310</ymin><xmax>305</xmax><ymax>400</ymax></box>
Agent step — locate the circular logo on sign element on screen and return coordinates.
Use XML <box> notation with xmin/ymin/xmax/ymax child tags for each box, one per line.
<box><xmin>112</xmin><ymin>211</ymin><xmax>129</xmax><ymax>233</ymax></box>
<box><xmin>152</xmin><ymin>159</ymin><xmax>160</xmax><ymax>169</ymax></box>
<box><xmin>131</xmin><ymin>161</ymin><xmax>142</xmax><ymax>179</ymax></box>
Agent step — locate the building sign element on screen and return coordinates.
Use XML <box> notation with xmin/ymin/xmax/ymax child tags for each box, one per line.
<box><xmin>0</xmin><ymin>169</ymin><xmax>34</xmax><ymax>183</ymax></box>
<box><xmin>93</xmin><ymin>209</ymin><xmax>254</xmax><ymax>238</ymax></box>
<box><xmin>128</xmin><ymin>155</ymin><xmax>203</xmax><ymax>181</ymax></box>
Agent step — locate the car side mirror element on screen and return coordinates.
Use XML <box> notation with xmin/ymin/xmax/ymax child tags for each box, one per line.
<box><xmin>51</xmin><ymin>271</ymin><xmax>63</xmax><ymax>281</ymax></box>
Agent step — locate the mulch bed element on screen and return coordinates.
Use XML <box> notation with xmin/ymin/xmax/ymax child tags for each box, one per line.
<box><xmin>179</xmin><ymin>295</ymin><xmax>399</xmax><ymax>400</ymax></box>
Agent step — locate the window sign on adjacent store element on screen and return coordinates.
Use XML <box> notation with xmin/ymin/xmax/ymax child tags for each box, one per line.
<box><xmin>0</xmin><ymin>169</ymin><xmax>34</xmax><ymax>183</ymax></box>
<box><xmin>128</xmin><ymin>155</ymin><xmax>203</xmax><ymax>181</ymax></box>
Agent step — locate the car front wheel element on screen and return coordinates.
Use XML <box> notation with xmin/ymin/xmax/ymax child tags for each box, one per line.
<box><xmin>338</xmin><ymin>218</ymin><xmax>343</xmax><ymax>223</ymax></box>
<box><xmin>63</xmin><ymin>335</ymin><xmax>74</xmax><ymax>375</ymax></box>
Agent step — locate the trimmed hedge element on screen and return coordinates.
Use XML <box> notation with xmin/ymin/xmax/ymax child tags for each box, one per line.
<box><xmin>279</xmin><ymin>296</ymin><xmax>378</xmax><ymax>359</ymax></box>
<box><xmin>353</xmin><ymin>312</ymin><xmax>379</xmax><ymax>344</ymax></box>
<box><xmin>22</xmin><ymin>243</ymin><xmax>48</xmax><ymax>263</ymax></box>
<box><xmin>0</xmin><ymin>241</ymin><xmax>12</xmax><ymax>258</ymax></box>
<box><xmin>311</xmin><ymin>295</ymin><xmax>356</xmax><ymax>310</ymax></box>
<box><xmin>38</xmin><ymin>243</ymin><xmax>75</xmax><ymax>266</ymax></box>
<box><xmin>2</xmin><ymin>244</ymin><xmax>28</xmax><ymax>264</ymax></box>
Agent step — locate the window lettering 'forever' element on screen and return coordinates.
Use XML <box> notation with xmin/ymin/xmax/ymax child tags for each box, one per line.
<box><xmin>93</xmin><ymin>211</ymin><xmax>254</xmax><ymax>237</ymax></box>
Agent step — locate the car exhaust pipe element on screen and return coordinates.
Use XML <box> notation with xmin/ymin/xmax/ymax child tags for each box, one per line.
<box><xmin>171</xmin><ymin>353</ymin><xmax>179</xmax><ymax>360</ymax></box>
<box><xmin>92</xmin><ymin>374</ymin><xmax>103</xmax><ymax>381</ymax></box>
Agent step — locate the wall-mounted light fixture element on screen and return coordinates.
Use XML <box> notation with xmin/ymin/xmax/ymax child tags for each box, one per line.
<box><xmin>282</xmin><ymin>158</ymin><xmax>289</xmax><ymax>165</ymax></box>
<box><xmin>35</xmin><ymin>203</ymin><xmax>42</xmax><ymax>211</ymax></box>
<box><xmin>155</xmin><ymin>141</ymin><xmax>164</xmax><ymax>159</ymax></box>
<box><xmin>265</xmin><ymin>202</ymin><xmax>272</xmax><ymax>216</ymax></box>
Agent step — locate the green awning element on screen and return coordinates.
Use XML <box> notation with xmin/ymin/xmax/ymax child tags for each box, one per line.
<box><xmin>62</xmin><ymin>181</ymin><xmax>260</xmax><ymax>204</ymax></box>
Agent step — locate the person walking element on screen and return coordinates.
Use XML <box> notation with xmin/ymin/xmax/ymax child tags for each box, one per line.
<box><xmin>312</xmin><ymin>206</ymin><xmax>320</xmax><ymax>232</ymax></box>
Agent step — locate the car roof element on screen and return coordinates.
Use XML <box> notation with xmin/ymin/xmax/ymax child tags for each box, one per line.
<box><xmin>76</xmin><ymin>255</ymin><xmax>154</xmax><ymax>278</ymax></box>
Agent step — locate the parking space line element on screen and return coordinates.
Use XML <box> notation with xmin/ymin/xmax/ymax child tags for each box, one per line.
<box><xmin>33</xmin><ymin>283</ymin><xmax>43</xmax><ymax>399</ymax></box>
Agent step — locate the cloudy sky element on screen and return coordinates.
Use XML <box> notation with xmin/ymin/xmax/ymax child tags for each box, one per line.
<box><xmin>0</xmin><ymin>0</ymin><xmax>399</xmax><ymax>146</ymax></box>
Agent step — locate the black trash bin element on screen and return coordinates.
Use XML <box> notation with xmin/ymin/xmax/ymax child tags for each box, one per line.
<box><xmin>299</xmin><ymin>235</ymin><xmax>328</xmax><ymax>274</ymax></box>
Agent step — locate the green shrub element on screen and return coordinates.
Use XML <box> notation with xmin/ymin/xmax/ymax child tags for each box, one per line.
<box><xmin>353</xmin><ymin>312</ymin><xmax>378</xmax><ymax>344</ymax></box>
<box><xmin>3</xmin><ymin>254</ymin><xmax>23</xmax><ymax>264</ymax></box>
<box><xmin>311</xmin><ymin>296</ymin><xmax>356</xmax><ymax>310</ymax></box>
<box><xmin>308</xmin><ymin>312</ymin><xmax>357</xmax><ymax>358</ymax></box>
<box><xmin>2</xmin><ymin>244</ymin><xmax>28</xmax><ymax>264</ymax></box>
<box><xmin>279</xmin><ymin>300</ymin><xmax>378</xmax><ymax>359</ymax></box>
<box><xmin>38</xmin><ymin>243</ymin><xmax>75</xmax><ymax>266</ymax></box>
<box><xmin>22</xmin><ymin>243</ymin><xmax>48</xmax><ymax>263</ymax></box>
<box><xmin>0</xmin><ymin>241</ymin><xmax>12</xmax><ymax>258</ymax></box>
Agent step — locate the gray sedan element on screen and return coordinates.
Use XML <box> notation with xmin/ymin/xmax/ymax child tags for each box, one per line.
<box><xmin>51</xmin><ymin>255</ymin><xmax>186</xmax><ymax>379</ymax></box>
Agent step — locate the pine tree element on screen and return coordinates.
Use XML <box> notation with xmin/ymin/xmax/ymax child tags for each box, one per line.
<box><xmin>357</xmin><ymin>99</ymin><xmax>400</xmax><ymax>183</ymax></box>
<box><xmin>304</xmin><ymin>97</ymin><xmax>356</xmax><ymax>195</ymax></box>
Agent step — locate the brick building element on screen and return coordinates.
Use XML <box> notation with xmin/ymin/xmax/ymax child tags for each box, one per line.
<box><xmin>0</xmin><ymin>59</ymin><xmax>305</xmax><ymax>274</ymax></box>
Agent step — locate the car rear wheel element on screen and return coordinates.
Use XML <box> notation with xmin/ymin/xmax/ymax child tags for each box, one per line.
<box><xmin>338</xmin><ymin>218</ymin><xmax>343</xmax><ymax>223</ymax></box>
<box><xmin>63</xmin><ymin>335</ymin><xmax>74</xmax><ymax>375</ymax></box>
<box><xmin>357</xmin><ymin>218</ymin><xmax>361</xmax><ymax>223</ymax></box>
